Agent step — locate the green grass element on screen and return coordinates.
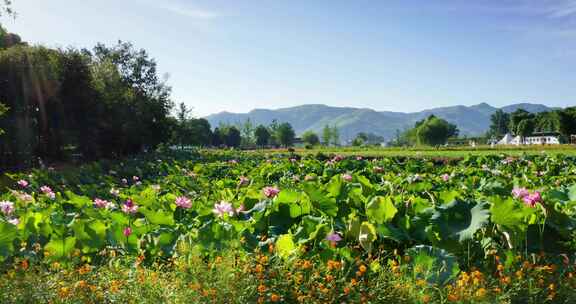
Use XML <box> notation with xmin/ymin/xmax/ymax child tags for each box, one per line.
<box><xmin>285</xmin><ymin>145</ymin><xmax>576</xmax><ymax>158</ymax></box>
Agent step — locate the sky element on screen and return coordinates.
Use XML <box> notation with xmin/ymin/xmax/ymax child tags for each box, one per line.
<box><xmin>2</xmin><ymin>0</ymin><xmax>576</xmax><ymax>116</ymax></box>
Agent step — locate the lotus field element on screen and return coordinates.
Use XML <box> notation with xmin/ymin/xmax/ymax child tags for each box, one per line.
<box><xmin>1</xmin><ymin>150</ymin><xmax>576</xmax><ymax>303</ymax></box>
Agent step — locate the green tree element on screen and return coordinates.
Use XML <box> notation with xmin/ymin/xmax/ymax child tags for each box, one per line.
<box><xmin>322</xmin><ymin>125</ymin><xmax>332</xmax><ymax>146</ymax></box>
<box><xmin>225</xmin><ymin>126</ymin><xmax>241</xmax><ymax>148</ymax></box>
<box><xmin>172</xmin><ymin>103</ymin><xmax>193</xmax><ymax>149</ymax></box>
<box><xmin>301</xmin><ymin>131</ymin><xmax>319</xmax><ymax>146</ymax></box>
<box><xmin>509</xmin><ymin>109</ymin><xmax>534</xmax><ymax>136</ymax></box>
<box><xmin>534</xmin><ymin>111</ymin><xmax>560</xmax><ymax>133</ymax></box>
<box><xmin>516</xmin><ymin>119</ymin><xmax>536</xmax><ymax>143</ymax></box>
<box><xmin>488</xmin><ymin>109</ymin><xmax>510</xmax><ymax>138</ymax></box>
<box><xmin>212</xmin><ymin>127</ymin><xmax>224</xmax><ymax>147</ymax></box>
<box><xmin>188</xmin><ymin>118</ymin><xmax>212</xmax><ymax>146</ymax></box>
<box><xmin>276</xmin><ymin>122</ymin><xmax>295</xmax><ymax>147</ymax></box>
<box><xmin>331</xmin><ymin>125</ymin><xmax>340</xmax><ymax>146</ymax></box>
<box><xmin>558</xmin><ymin>107</ymin><xmax>576</xmax><ymax>139</ymax></box>
<box><xmin>269</xmin><ymin>119</ymin><xmax>280</xmax><ymax>147</ymax></box>
<box><xmin>414</xmin><ymin>115</ymin><xmax>459</xmax><ymax>146</ymax></box>
<box><xmin>254</xmin><ymin>125</ymin><xmax>271</xmax><ymax>147</ymax></box>
<box><xmin>241</xmin><ymin>118</ymin><xmax>255</xmax><ymax>147</ymax></box>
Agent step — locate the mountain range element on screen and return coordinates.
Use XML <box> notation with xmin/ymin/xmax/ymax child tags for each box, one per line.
<box><xmin>205</xmin><ymin>103</ymin><xmax>554</xmax><ymax>143</ymax></box>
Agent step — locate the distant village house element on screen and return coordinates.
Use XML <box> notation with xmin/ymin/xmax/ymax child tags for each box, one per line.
<box><xmin>497</xmin><ymin>132</ymin><xmax>561</xmax><ymax>146</ymax></box>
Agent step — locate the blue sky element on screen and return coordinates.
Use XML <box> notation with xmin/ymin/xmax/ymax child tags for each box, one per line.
<box><xmin>3</xmin><ymin>0</ymin><xmax>576</xmax><ymax>116</ymax></box>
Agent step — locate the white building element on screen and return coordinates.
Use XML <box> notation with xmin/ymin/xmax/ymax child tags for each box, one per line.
<box><xmin>497</xmin><ymin>132</ymin><xmax>560</xmax><ymax>145</ymax></box>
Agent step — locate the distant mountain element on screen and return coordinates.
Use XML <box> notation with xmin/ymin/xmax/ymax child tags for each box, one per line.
<box><xmin>205</xmin><ymin>103</ymin><xmax>555</xmax><ymax>143</ymax></box>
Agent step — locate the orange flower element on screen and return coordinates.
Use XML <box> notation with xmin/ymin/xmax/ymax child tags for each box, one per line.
<box><xmin>255</xmin><ymin>264</ymin><xmax>264</xmax><ymax>273</ymax></box>
<box><xmin>20</xmin><ymin>259</ymin><xmax>29</xmax><ymax>271</ymax></box>
<box><xmin>359</xmin><ymin>264</ymin><xmax>367</xmax><ymax>273</ymax></box>
<box><xmin>447</xmin><ymin>293</ymin><xmax>459</xmax><ymax>302</ymax></box>
<box><xmin>78</xmin><ymin>264</ymin><xmax>92</xmax><ymax>275</ymax></box>
<box><xmin>422</xmin><ymin>294</ymin><xmax>431</xmax><ymax>303</ymax></box>
<box><xmin>257</xmin><ymin>284</ymin><xmax>267</xmax><ymax>294</ymax></box>
<box><xmin>270</xmin><ymin>293</ymin><xmax>280</xmax><ymax>302</ymax></box>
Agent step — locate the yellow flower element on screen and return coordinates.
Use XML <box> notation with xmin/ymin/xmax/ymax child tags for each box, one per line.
<box><xmin>475</xmin><ymin>288</ymin><xmax>487</xmax><ymax>298</ymax></box>
<box><xmin>58</xmin><ymin>287</ymin><xmax>71</xmax><ymax>299</ymax></box>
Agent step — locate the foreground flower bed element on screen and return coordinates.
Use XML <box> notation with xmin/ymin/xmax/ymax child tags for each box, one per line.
<box><xmin>1</xmin><ymin>150</ymin><xmax>576</xmax><ymax>302</ymax></box>
<box><xmin>1</xmin><ymin>249</ymin><xmax>576</xmax><ymax>303</ymax></box>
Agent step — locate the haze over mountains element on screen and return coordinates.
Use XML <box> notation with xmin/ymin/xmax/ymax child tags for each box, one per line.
<box><xmin>205</xmin><ymin>103</ymin><xmax>554</xmax><ymax>143</ymax></box>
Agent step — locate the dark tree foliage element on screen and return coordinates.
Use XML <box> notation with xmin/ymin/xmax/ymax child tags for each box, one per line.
<box><xmin>225</xmin><ymin>126</ymin><xmax>241</xmax><ymax>148</ymax></box>
<box><xmin>487</xmin><ymin>110</ymin><xmax>510</xmax><ymax>138</ymax></box>
<box><xmin>212</xmin><ymin>128</ymin><xmax>224</xmax><ymax>147</ymax></box>
<box><xmin>301</xmin><ymin>131</ymin><xmax>319</xmax><ymax>146</ymax></box>
<box><xmin>276</xmin><ymin>122</ymin><xmax>295</xmax><ymax>147</ymax></box>
<box><xmin>411</xmin><ymin>115</ymin><xmax>459</xmax><ymax>146</ymax></box>
<box><xmin>509</xmin><ymin>109</ymin><xmax>534</xmax><ymax>136</ymax></box>
<box><xmin>254</xmin><ymin>125</ymin><xmax>271</xmax><ymax>147</ymax></box>
<box><xmin>0</xmin><ymin>35</ymin><xmax>175</xmax><ymax>168</ymax></box>
<box><xmin>558</xmin><ymin>107</ymin><xmax>576</xmax><ymax>138</ymax></box>
<box><xmin>169</xmin><ymin>103</ymin><xmax>211</xmax><ymax>148</ymax></box>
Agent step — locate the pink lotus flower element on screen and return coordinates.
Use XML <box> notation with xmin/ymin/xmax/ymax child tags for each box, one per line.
<box><xmin>512</xmin><ymin>187</ymin><xmax>530</xmax><ymax>199</ymax></box>
<box><xmin>40</xmin><ymin>185</ymin><xmax>52</xmax><ymax>194</ymax></box>
<box><xmin>213</xmin><ymin>201</ymin><xmax>235</xmax><ymax>217</ymax></box>
<box><xmin>123</xmin><ymin>227</ymin><xmax>132</xmax><ymax>237</ymax></box>
<box><xmin>8</xmin><ymin>218</ymin><xmax>19</xmax><ymax>226</ymax></box>
<box><xmin>332</xmin><ymin>155</ymin><xmax>344</xmax><ymax>162</ymax></box>
<box><xmin>441</xmin><ymin>174</ymin><xmax>450</xmax><ymax>182</ymax></box>
<box><xmin>0</xmin><ymin>201</ymin><xmax>15</xmax><ymax>215</ymax></box>
<box><xmin>93</xmin><ymin>198</ymin><xmax>111</xmax><ymax>209</ymax></box>
<box><xmin>175</xmin><ymin>196</ymin><xmax>192</xmax><ymax>209</ymax></box>
<box><xmin>40</xmin><ymin>186</ymin><xmax>55</xmax><ymax>199</ymax></box>
<box><xmin>326</xmin><ymin>232</ymin><xmax>342</xmax><ymax>244</ymax></box>
<box><xmin>523</xmin><ymin>191</ymin><xmax>542</xmax><ymax>208</ymax></box>
<box><xmin>342</xmin><ymin>174</ymin><xmax>353</xmax><ymax>182</ymax></box>
<box><xmin>356</xmin><ymin>156</ymin><xmax>363</xmax><ymax>161</ymax></box>
<box><xmin>132</xmin><ymin>176</ymin><xmax>140</xmax><ymax>181</ymax></box>
<box><xmin>263</xmin><ymin>186</ymin><xmax>280</xmax><ymax>198</ymax></box>
<box><xmin>15</xmin><ymin>192</ymin><xmax>33</xmax><ymax>203</ymax></box>
<box><xmin>122</xmin><ymin>199</ymin><xmax>139</xmax><ymax>214</ymax></box>
<box><xmin>17</xmin><ymin>180</ymin><xmax>28</xmax><ymax>187</ymax></box>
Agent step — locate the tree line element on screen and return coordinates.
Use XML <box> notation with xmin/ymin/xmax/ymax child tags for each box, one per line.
<box><xmin>487</xmin><ymin>108</ymin><xmax>576</xmax><ymax>141</ymax></box>
<box><xmin>0</xmin><ymin>26</ymin><xmax>176</xmax><ymax>168</ymax></box>
<box><xmin>0</xmin><ymin>25</ymin><xmax>311</xmax><ymax>168</ymax></box>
